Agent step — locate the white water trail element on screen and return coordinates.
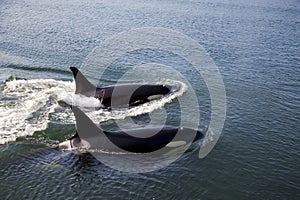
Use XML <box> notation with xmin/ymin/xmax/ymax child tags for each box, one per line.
<box><xmin>0</xmin><ymin>79</ymin><xmax>74</xmax><ymax>144</ymax></box>
<box><xmin>0</xmin><ymin>79</ymin><xmax>186</xmax><ymax>144</ymax></box>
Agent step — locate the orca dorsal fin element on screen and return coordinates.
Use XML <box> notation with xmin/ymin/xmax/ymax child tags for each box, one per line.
<box><xmin>71</xmin><ymin>106</ymin><xmax>104</xmax><ymax>138</ymax></box>
<box><xmin>70</xmin><ymin>67</ymin><xmax>96</xmax><ymax>94</ymax></box>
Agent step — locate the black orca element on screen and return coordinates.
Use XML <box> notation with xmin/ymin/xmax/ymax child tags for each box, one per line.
<box><xmin>58</xmin><ymin>106</ymin><xmax>203</xmax><ymax>153</ymax></box>
<box><xmin>69</xmin><ymin>67</ymin><xmax>178</xmax><ymax>108</ymax></box>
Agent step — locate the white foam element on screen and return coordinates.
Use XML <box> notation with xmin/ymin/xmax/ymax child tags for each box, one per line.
<box><xmin>0</xmin><ymin>79</ymin><xmax>74</xmax><ymax>144</ymax></box>
<box><xmin>62</xmin><ymin>93</ymin><xmax>103</xmax><ymax>108</ymax></box>
<box><xmin>0</xmin><ymin>79</ymin><xmax>187</xmax><ymax>144</ymax></box>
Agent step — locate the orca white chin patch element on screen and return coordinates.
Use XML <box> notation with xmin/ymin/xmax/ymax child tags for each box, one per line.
<box><xmin>166</xmin><ymin>141</ymin><xmax>187</xmax><ymax>148</ymax></box>
<box><xmin>147</xmin><ymin>94</ymin><xmax>164</xmax><ymax>100</ymax></box>
<box><xmin>58</xmin><ymin>139</ymin><xmax>91</xmax><ymax>151</ymax></box>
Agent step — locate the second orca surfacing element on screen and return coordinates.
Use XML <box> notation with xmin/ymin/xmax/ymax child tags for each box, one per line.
<box><xmin>58</xmin><ymin>106</ymin><xmax>203</xmax><ymax>154</ymax></box>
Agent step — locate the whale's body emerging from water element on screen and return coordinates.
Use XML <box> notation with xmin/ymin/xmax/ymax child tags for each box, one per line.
<box><xmin>69</xmin><ymin>67</ymin><xmax>178</xmax><ymax>108</ymax></box>
<box><xmin>58</xmin><ymin>106</ymin><xmax>203</xmax><ymax>153</ymax></box>
<box><xmin>57</xmin><ymin>68</ymin><xmax>201</xmax><ymax>153</ymax></box>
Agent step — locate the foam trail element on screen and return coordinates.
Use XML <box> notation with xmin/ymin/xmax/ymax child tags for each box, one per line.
<box><xmin>0</xmin><ymin>79</ymin><xmax>74</xmax><ymax>144</ymax></box>
<box><xmin>0</xmin><ymin>78</ymin><xmax>186</xmax><ymax>144</ymax></box>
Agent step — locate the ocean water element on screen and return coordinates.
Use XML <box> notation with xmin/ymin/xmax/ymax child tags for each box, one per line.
<box><xmin>0</xmin><ymin>0</ymin><xmax>299</xmax><ymax>199</ymax></box>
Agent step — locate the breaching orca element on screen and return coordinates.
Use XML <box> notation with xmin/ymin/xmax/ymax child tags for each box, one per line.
<box><xmin>68</xmin><ymin>67</ymin><xmax>178</xmax><ymax>108</ymax></box>
<box><xmin>58</xmin><ymin>106</ymin><xmax>203</xmax><ymax>153</ymax></box>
